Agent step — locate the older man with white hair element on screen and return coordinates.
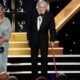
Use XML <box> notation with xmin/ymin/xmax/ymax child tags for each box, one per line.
<box><xmin>27</xmin><ymin>0</ymin><xmax>56</xmax><ymax>79</ymax></box>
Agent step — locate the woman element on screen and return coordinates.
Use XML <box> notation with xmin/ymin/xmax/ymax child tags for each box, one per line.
<box><xmin>0</xmin><ymin>3</ymin><xmax>12</xmax><ymax>72</ymax></box>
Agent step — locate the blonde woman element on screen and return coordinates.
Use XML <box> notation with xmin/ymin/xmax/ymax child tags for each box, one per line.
<box><xmin>0</xmin><ymin>3</ymin><xmax>12</xmax><ymax>72</ymax></box>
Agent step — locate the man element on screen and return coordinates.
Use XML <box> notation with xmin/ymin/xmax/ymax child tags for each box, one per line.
<box><xmin>57</xmin><ymin>73</ymin><xmax>68</xmax><ymax>80</ymax></box>
<box><xmin>9</xmin><ymin>76</ymin><xmax>18</xmax><ymax>80</ymax></box>
<box><xmin>27</xmin><ymin>0</ymin><xmax>56</xmax><ymax>78</ymax></box>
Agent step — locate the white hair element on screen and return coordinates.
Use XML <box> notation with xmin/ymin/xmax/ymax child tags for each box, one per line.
<box><xmin>36</xmin><ymin>0</ymin><xmax>50</xmax><ymax>11</ymax></box>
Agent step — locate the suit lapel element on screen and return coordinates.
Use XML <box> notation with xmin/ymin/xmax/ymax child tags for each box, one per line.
<box><xmin>33</xmin><ymin>10</ymin><xmax>38</xmax><ymax>31</ymax></box>
<box><xmin>40</xmin><ymin>12</ymin><xmax>48</xmax><ymax>30</ymax></box>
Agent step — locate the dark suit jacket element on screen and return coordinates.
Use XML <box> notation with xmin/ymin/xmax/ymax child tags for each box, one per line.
<box><xmin>27</xmin><ymin>9</ymin><xmax>56</xmax><ymax>48</ymax></box>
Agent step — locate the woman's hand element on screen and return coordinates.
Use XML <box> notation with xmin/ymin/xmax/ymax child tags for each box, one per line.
<box><xmin>0</xmin><ymin>38</ymin><xmax>4</xmax><ymax>44</ymax></box>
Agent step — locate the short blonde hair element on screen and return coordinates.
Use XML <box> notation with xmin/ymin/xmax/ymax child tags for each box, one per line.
<box><xmin>0</xmin><ymin>3</ymin><xmax>4</xmax><ymax>10</ymax></box>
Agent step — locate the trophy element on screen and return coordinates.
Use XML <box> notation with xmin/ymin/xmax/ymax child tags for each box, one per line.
<box><xmin>3</xmin><ymin>0</ymin><xmax>10</xmax><ymax>12</ymax></box>
<box><xmin>0</xmin><ymin>32</ymin><xmax>6</xmax><ymax>53</ymax></box>
<box><xmin>17</xmin><ymin>0</ymin><xmax>24</xmax><ymax>12</ymax></box>
<box><xmin>18</xmin><ymin>21</ymin><xmax>25</xmax><ymax>32</ymax></box>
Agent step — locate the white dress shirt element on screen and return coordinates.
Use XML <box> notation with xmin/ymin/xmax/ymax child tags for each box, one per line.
<box><xmin>37</xmin><ymin>16</ymin><xmax>43</xmax><ymax>31</ymax></box>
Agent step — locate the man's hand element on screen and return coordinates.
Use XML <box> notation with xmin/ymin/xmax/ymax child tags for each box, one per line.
<box><xmin>50</xmin><ymin>41</ymin><xmax>54</xmax><ymax>48</ymax></box>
